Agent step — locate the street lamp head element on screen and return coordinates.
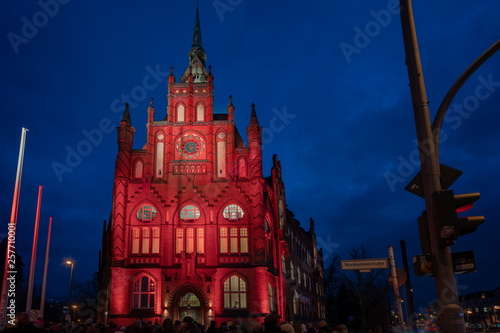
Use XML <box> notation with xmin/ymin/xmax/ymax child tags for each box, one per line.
<box><xmin>66</xmin><ymin>260</ymin><xmax>73</xmax><ymax>265</ymax></box>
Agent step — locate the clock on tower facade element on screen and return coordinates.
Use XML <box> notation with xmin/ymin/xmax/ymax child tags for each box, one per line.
<box><xmin>98</xmin><ymin>6</ymin><xmax>326</xmax><ymax>327</ymax></box>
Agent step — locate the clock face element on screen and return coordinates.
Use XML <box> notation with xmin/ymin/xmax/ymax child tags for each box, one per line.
<box><xmin>177</xmin><ymin>134</ymin><xmax>205</xmax><ymax>158</ymax></box>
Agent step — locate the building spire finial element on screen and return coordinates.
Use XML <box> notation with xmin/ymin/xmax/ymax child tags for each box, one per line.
<box><xmin>121</xmin><ymin>102</ymin><xmax>131</xmax><ymax>125</ymax></box>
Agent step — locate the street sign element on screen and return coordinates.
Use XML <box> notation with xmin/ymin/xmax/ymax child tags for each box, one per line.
<box><xmin>388</xmin><ymin>268</ymin><xmax>407</xmax><ymax>287</ymax></box>
<box><xmin>341</xmin><ymin>258</ymin><xmax>389</xmax><ymax>270</ymax></box>
<box><xmin>405</xmin><ymin>164</ymin><xmax>462</xmax><ymax>198</ymax></box>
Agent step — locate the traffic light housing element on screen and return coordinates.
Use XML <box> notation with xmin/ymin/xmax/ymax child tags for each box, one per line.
<box><xmin>433</xmin><ymin>190</ymin><xmax>485</xmax><ymax>248</ymax></box>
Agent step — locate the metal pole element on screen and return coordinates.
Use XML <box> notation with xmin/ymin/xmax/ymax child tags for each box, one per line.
<box><xmin>40</xmin><ymin>217</ymin><xmax>52</xmax><ymax>320</ymax></box>
<box><xmin>399</xmin><ymin>1</ymin><xmax>465</xmax><ymax>332</ymax></box>
<box><xmin>68</xmin><ymin>262</ymin><xmax>74</xmax><ymax>311</ymax></box>
<box><xmin>388</xmin><ymin>246</ymin><xmax>405</xmax><ymax>333</ymax></box>
<box><xmin>0</xmin><ymin>127</ymin><xmax>28</xmax><ymax>330</ymax></box>
<box><xmin>400</xmin><ymin>240</ymin><xmax>417</xmax><ymax>332</ymax></box>
<box><xmin>26</xmin><ymin>185</ymin><xmax>43</xmax><ymax>315</ymax></box>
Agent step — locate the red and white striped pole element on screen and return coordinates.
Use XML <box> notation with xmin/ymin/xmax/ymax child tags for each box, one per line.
<box><xmin>0</xmin><ymin>127</ymin><xmax>28</xmax><ymax>330</ymax></box>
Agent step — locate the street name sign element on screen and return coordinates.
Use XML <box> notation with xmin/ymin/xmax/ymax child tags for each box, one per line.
<box><xmin>341</xmin><ymin>258</ymin><xmax>389</xmax><ymax>271</ymax></box>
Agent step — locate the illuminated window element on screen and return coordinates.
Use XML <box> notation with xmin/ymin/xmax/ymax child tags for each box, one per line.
<box><xmin>290</xmin><ymin>262</ymin><xmax>295</xmax><ymax>280</ymax></box>
<box><xmin>220</xmin><ymin>228</ymin><xmax>228</xmax><ymax>253</ymax></box>
<box><xmin>137</xmin><ymin>205</ymin><xmax>157</xmax><ymax>222</ymax></box>
<box><xmin>132</xmin><ymin>228</ymin><xmax>140</xmax><ymax>254</ymax></box>
<box><xmin>186</xmin><ymin>228</ymin><xmax>194</xmax><ymax>253</ymax></box>
<box><xmin>196</xmin><ymin>104</ymin><xmax>204</xmax><ymax>122</ymax></box>
<box><xmin>152</xmin><ymin>228</ymin><xmax>160</xmax><ymax>254</ymax></box>
<box><xmin>279</xmin><ymin>200</ymin><xmax>284</xmax><ymax>229</ymax></box>
<box><xmin>230</xmin><ymin>228</ymin><xmax>238</xmax><ymax>253</ymax></box>
<box><xmin>180</xmin><ymin>205</ymin><xmax>200</xmax><ymax>222</ymax></box>
<box><xmin>179</xmin><ymin>293</ymin><xmax>201</xmax><ymax>307</ymax></box>
<box><xmin>240</xmin><ymin>228</ymin><xmax>248</xmax><ymax>253</ymax></box>
<box><xmin>223</xmin><ymin>275</ymin><xmax>247</xmax><ymax>309</ymax></box>
<box><xmin>142</xmin><ymin>228</ymin><xmax>150</xmax><ymax>254</ymax></box>
<box><xmin>133</xmin><ymin>276</ymin><xmax>155</xmax><ymax>309</ymax></box>
<box><xmin>197</xmin><ymin>228</ymin><xmax>205</xmax><ymax>254</ymax></box>
<box><xmin>264</xmin><ymin>219</ymin><xmax>270</xmax><ymax>233</ymax></box>
<box><xmin>268</xmin><ymin>282</ymin><xmax>276</xmax><ymax>313</ymax></box>
<box><xmin>223</xmin><ymin>204</ymin><xmax>244</xmax><ymax>222</ymax></box>
<box><xmin>176</xmin><ymin>228</ymin><xmax>184</xmax><ymax>253</ymax></box>
<box><xmin>297</xmin><ymin>267</ymin><xmax>301</xmax><ymax>285</ymax></box>
<box><xmin>177</xmin><ymin>104</ymin><xmax>185</xmax><ymax>122</ymax></box>
<box><xmin>282</xmin><ymin>255</ymin><xmax>286</xmax><ymax>276</ymax></box>
<box><xmin>293</xmin><ymin>291</ymin><xmax>299</xmax><ymax>314</ymax></box>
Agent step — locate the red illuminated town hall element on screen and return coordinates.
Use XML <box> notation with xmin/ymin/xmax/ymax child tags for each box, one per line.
<box><xmin>98</xmin><ymin>7</ymin><xmax>326</xmax><ymax>326</ymax></box>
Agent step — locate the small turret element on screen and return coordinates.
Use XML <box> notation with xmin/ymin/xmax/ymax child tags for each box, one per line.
<box><xmin>247</xmin><ymin>103</ymin><xmax>263</xmax><ymax>178</ymax></box>
<box><xmin>227</xmin><ymin>95</ymin><xmax>235</xmax><ymax>121</ymax></box>
<box><xmin>115</xmin><ymin>103</ymin><xmax>134</xmax><ymax>180</ymax></box>
<box><xmin>144</xmin><ymin>98</ymin><xmax>155</xmax><ymax>178</ymax></box>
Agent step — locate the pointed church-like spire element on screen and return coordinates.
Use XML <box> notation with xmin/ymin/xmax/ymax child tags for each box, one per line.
<box><xmin>189</xmin><ymin>4</ymin><xmax>206</xmax><ymax>65</ymax></box>
<box><xmin>122</xmin><ymin>102</ymin><xmax>131</xmax><ymax>125</ymax></box>
<box><xmin>182</xmin><ymin>4</ymin><xmax>208</xmax><ymax>83</ymax></box>
<box><xmin>250</xmin><ymin>103</ymin><xmax>259</xmax><ymax>124</ymax></box>
<box><xmin>192</xmin><ymin>4</ymin><xmax>203</xmax><ymax>50</ymax></box>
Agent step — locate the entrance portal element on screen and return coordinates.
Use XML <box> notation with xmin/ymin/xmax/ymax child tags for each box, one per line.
<box><xmin>174</xmin><ymin>291</ymin><xmax>204</xmax><ymax>323</ymax></box>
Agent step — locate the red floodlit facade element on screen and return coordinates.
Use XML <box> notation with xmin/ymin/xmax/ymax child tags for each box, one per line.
<box><xmin>98</xmin><ymin>7</ymin><xmax>325</xmax><ymax>327</ymax></box>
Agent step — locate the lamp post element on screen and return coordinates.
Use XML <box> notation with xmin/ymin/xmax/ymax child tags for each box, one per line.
<box><xmin>72</xmin><ymin>305</ymin><xmax>77</xmax><ymax>321</ymax></box>
<box><xmin>66</xmin><ymin>261</ymin><xmax>74</xmax><ymax>312</ymax></box>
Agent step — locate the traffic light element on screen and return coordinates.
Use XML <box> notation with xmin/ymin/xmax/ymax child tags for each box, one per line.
<box><xmin>432</xmin><ymin>190</ymin><xmax>485</xmax><ymax>248</ymax></box>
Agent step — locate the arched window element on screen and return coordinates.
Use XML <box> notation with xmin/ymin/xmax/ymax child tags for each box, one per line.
<box><xmin>268</xmin><ymin>282</ymin><xmax>276</xmax><ymax>313</ymax></box>
<box><xmin>290</xmin><ymin>262</ymin><xmax>295</xmax><ymax>281</ymax></box>
<box><xmin>180</xmin><ymin>205</ymin><xmax>200</xmax><ymax>222</ymax></box>
<box><xmin>223</xmin><ymin>275</ymin><xmax>247</xmax><ymax>309</ymax></box>
<box><xmin>278</xmin><ymin>200</ymin><xmax>284</xmax><ymax>229</ymax></box>
<box><xmin>238</xmin><ymin>158</ymin><xmax>247</xmax><ymax>178</ymax></box>
<box><xmin>179</xmin><ymin>293</ymin><xmax>201</xmax><ymax>307</ymax></box>
<box><xmin>134</xmin><ymin>160</ymin><xmax>143</xmax><ymax>179</ymax></box>
<box><xmin>132</xmin><ymin>276</ymin><xmax>155</xmax><ymax>309</ymax></box>
<box><xmin>223</xmin><ymin>204</ymin><xmax>244</xmax><ymax>222</ymax></box>
<box><xmin>196</xmin><ymin>104</ymin><xmax>204</xmax><ymax>122</ymax></box>
<box><xmin>177</xmin><ymin>104</ymin><xmax>185</xmax><ymax>122</ymax></box>
<box><xmin>137</xmin><ymin>205</ymin><xmax>157</xmax><ymax>222</ymax></box>
<box><xmin>293</xmin><ymin>290</ymin><xmax>299</xmax><ymax>315</ymax></box>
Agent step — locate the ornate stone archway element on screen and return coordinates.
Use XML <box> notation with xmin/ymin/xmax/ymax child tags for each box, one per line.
<box><xmin>170</xmin><ymin>285</ymin><xmax>206</xmax><ymax>324</ymax></box>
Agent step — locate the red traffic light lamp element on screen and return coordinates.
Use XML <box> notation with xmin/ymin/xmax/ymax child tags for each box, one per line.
<box><xmin>433</xmin><ymin>190</ymin><xmax>485</xmax><ymax>248</ymax></box>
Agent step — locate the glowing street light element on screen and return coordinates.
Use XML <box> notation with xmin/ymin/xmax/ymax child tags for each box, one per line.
<box><xmin>66</xmin><ymin>260</ymin><xmax>74</xmax><ymax>313</ymax></box>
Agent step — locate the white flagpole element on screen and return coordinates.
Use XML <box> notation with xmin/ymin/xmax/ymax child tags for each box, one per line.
<box><xmin>0</xmin><ymin>127</ymin><xmax>28</xmax><ymax>330</ymax></box>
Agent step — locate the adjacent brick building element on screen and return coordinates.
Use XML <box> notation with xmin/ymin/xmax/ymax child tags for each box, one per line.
<box><xmin>98</xmin><ymin>7</ymin><xmax>325</xmax><ymax>326</ymax></box>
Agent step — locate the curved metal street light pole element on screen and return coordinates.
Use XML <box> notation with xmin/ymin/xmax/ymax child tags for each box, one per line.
<box><xmin>431</xmin><ymin>39</ymin><xmax>500</xmax><ymax>161</ymax></box>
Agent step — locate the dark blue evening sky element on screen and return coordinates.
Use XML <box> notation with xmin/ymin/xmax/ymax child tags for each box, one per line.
<box><xmin>1</xmin><ymin>1</ymin><xmax>499</xmax><ymax>312</ymax></box>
